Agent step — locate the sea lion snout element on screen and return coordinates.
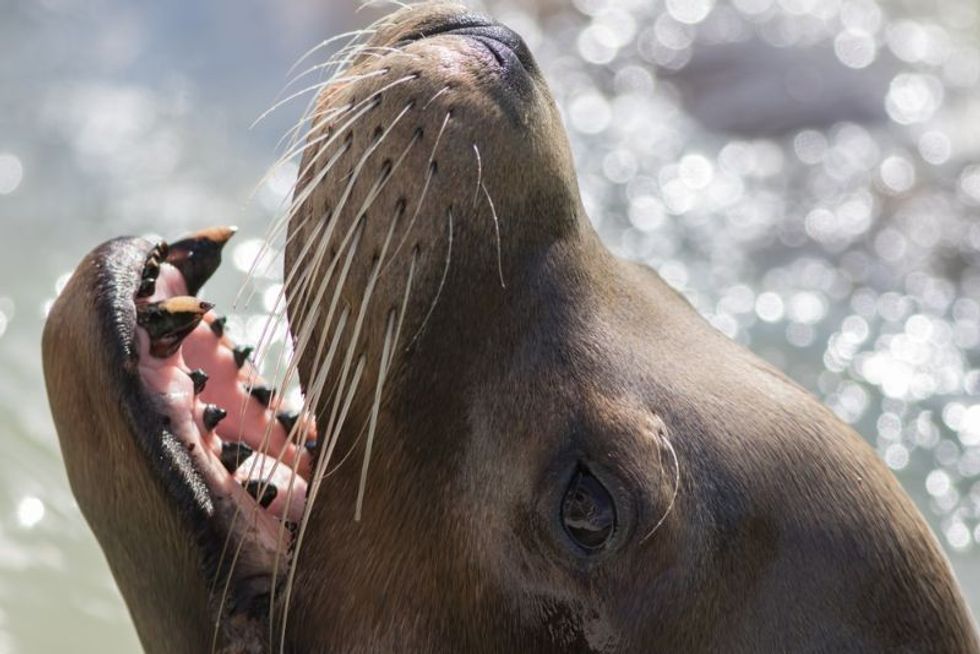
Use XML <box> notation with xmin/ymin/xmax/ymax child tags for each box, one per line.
<box><xmin>284</xmin><ymin>2</ymin><xmax>587</xmax><ymax>399</ymax></box>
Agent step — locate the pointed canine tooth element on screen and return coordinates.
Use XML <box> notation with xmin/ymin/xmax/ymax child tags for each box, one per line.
<box><xmin>210</xmin><ymin>315</ymin><xmax>227</xmax><ymax>338</ymax></box>
<box><xmin>136</xmin><ymin>297</ymin><xmax>214</xmax><ymax>358</ymax></box>
<box><xmin>151</xmin><ymin>241</ymin><xmax>170</xmax><ymax>261</ymax></box>
<box><xmin>187</xmin><ymin>368</ymin><xmax>208</xmax><ymax>394</ymax></box>
<box><xmin>142</xmin><ymin>258</ymin><xmax>160</xmax><ymax>280</ymax></box>
<box><xmin>233</xmin><ymin>345</ymin><xmax>254</xmax><ymax>369</ymax></box>
<box><xmin>248</xmin><ymin>385</ymin><xmax>273</xmax><ymax>407</ymax></box>
<box><xmin>277</xmin><ymin>411</ymin><xmax>299</xmax><ymax>434</ymax></box>
<box><xmin>243</xmin><ymin>480</ymin><xmax>277</xmax><ymax>508</ymax></box>
<box><xmin>219</xmin><ymin>442</ymin><xmax>254</xmax><ymax>472</ymax></box>
<box><xmin>203</xmin><ymin>404</ymin><xmax>227</xmax><ymax>431</ymax></box>
<box><xmin>136</xmin><ymin>243</ymin><xmax>167</xmax><ymax>299</ymax></box>
<box><xmin>136</xmin><ymin>277</ymin><xmax>156</xmax><ymax>299</ymax></box>
<box><xmin>166</xmin><ymin>226</ymin><xmax>238</xmax><ymax>295</ymax></box>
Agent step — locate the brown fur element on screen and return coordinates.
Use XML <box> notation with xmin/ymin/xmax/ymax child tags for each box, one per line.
<box><xmin>43</xmin><ymin>241</ymin><xmax>216</xmax><ymax>652</ymax></box>
<box><xmin>43</xmin><ymin>3</ymin><xmax>978</xmax><ymax>652</ymax></box>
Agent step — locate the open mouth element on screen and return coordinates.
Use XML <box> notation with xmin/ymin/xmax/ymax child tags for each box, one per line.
<box><xmin>128</xmin><ymin>227</ymin><xmax>318</xmax><ymax>609</ymax></box>
<box><xmin>47</xmin><ymin>4</ymin><xmax>554</xmax><ymax>643</ymax></box>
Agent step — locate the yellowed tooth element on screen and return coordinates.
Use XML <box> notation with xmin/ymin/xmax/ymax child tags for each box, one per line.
<box><xmin>165</xmin><ymin>225</ymin><xmax>238</xmax><ymax>295</ymax></box>
<box><xmin>136</xmin><ymin>296</ymin><xmax>213</xmax><ymax>358</ymax></box>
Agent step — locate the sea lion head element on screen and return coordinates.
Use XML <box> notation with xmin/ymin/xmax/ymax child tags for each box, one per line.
<box><xmin>43</xmin><ymin>2</ymin><xmax>979</xmax><ymax>653</ymax></box>
<box><xmin>280</xmin><ymin>3</ymin><xmax>977</xmax><ymax>651</ymax></box>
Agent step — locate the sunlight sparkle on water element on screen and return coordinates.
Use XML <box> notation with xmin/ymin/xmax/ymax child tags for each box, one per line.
<box><xmin>16</xmin><ymin>497</ymin><xmax>45</xmax><ymax>529</ymax></box>
<box><xmin>0</xmin><ymin>154</ymin><xmax>24</xmax><ymax>195</ymax></box>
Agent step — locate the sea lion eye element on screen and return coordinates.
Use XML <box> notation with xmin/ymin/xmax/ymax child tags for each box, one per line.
<box><xmin>560</xmin><ymin>466</ymin><xmax>616</xmax><ymax>553</ymax></box>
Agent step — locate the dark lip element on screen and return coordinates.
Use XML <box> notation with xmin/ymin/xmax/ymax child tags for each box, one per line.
<box><xmin>407</xmin><ymin>15</ymin><xmax>536</xmax><ymax>73</ymax></box>
<box><xmin>441</xmin><ymin>24</ymin><xmax>533</xmax><ymax>71</ymax></box>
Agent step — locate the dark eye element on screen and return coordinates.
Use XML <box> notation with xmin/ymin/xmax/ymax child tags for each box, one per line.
<box><xmin>560</xmin><ymin>466</ymin><xmax>616</xmax><ymax>553</ymax></box>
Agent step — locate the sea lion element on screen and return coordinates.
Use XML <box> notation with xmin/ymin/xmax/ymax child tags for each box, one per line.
<box><xmin>42</xmin><ymin>3</ymin><xmax>979</xmax><ymax>653</ymax></box>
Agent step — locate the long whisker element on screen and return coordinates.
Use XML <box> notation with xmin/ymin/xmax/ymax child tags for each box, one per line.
<box><xmin>409</xmin><ymin>206</ymin><xmax>453</xmax><ymax>348</ymax></box>
<box><xmin>276</xmin><ymin>183</ymin><xmax>405</xmax><ymax>646</ymax></box>
<box><xmin>258</xmin><ymin>95</ymin><xmax>416</xmax><ymax>432</ymax></box>
<box><xmin>472</xmin><ymin>142</ymin><xmax>483</xmax><ymax>206</ymax></box>
<box><xmin>350</xmin><ymin>207</ymin><xmax>404</xmax><ymax>521</ymax></box>
<box><xmin>383</xmin><ymin>107</ymin><xmax>451</xmax><ymax>274</ymax></box>
<box><xmin>286</xmin><ymin>28</ymin><xmax>376</xmax><ymax>78</ymax></box>
<box><xmin>236</xmin><ymin>87</ymin><xmax>390</xmax><ymax>310</ymax></box>
<box><xmin>354</xmin><ymin>307</ymin><xmax>397</xmax><ymax>521</ymax></box>
<box><xmin>640</xmin><ymin>436</ymin><xmax>681</xmax><ymax>543</ymax></box>
<box><xmin>240</xmin><ymin>73</ymin><xmax>417</xmax><ymax>305</ymax></box>
<box><xmin>481</xmin><ymin>181</ymin><xmax>506</xmax><ymax>289</ymax></box>
<box><xmin>265</xmin><ymin>96</ymin><xmax>413</xmax><ymax>352</ymax></box>
<box><xmin>279</xmin><ymin>354</ymin><xmax>365</xmax><ymax>653</ymax></box>
<box><xmin>251</xmin><ymin>69</ymin><xmax>388</xmax><ymax>130</ymax></box>
<box><xmin>213</xmin><ymin>86</ymin><xmax>407</xmax><ymax>651</ymax></box>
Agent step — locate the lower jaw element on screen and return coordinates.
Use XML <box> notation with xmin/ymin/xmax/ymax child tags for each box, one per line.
<box><xmin>129</xmin><ymin>228</ymin><xmax>321</xmax><ymax>611</ymax></box>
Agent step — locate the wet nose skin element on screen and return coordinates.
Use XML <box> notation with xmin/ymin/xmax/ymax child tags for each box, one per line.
<box><xmin>401</xmin><ymin>11</ymin><xmax>536</xmax><ymax>74</ymax></box>
<box><xmin>439</xmin><ymin>24</ymin><xmax>537</xmax><ymax>74</ymax></box>
<box><xmin>399</xmin><ymin>11</ymin><xmax>539</xmax><ymax>122</ymax></box>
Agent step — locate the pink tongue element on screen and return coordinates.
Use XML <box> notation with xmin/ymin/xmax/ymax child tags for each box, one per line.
<box><xmin>137</xmin><ymin>262</ymin><xmax>314</xmax><ymax>522</ymax></box>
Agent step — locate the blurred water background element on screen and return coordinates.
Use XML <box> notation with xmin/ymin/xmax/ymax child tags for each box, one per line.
<box><xmin>1</xmin><ymin>0</ymin><xmax>978</xmax><ymax>649</ymax></box>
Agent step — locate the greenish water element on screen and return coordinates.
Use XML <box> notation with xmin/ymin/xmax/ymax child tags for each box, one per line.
<box><xmin>1</xmin><ymin>0</ymin><xmax>978</xmax><ymax>650</ymax></box>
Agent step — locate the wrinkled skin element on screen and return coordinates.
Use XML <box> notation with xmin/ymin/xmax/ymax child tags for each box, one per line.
<box><xmin>43</xmin><ymin>3</ymin><xmax>979</xmax><ymax>653</ymax></box>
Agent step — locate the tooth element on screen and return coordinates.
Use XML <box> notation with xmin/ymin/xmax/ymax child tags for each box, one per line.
<box><xmin>203</xmin><ymin>404</ymin><xmax>227</xmax><ymax>431</ymax></box>
<box><xmin>248</xmin><ymin>385</ymin><xmax>273</xmax><ymax>407</ymax></box>
<box><xmin>142</xmin><ymin>257</ymin><xmax>161</xmax><ymax>280</ymax></box>
<box><xmin>219</xmin><ymin>442</ymin><xmax>254</xmax><ymax>472</ymax></box>
<box><xmin>243</xmin><ymin>480</ymin><xmax>278</xmax><ymax>508</ymax></box>
<box><xmin>233</xmin><ymin>345</ymin><xmax>254</xmax><ymax>369</ymax></box>
<box><xmin>136</xmin><ymin>297</ymin><xmax>214</xmax><ymax>358</ymax></box>
<box><xmin>150</xmin><ymin>241</ymin><xmax>170</xmax><ymax>261</ymax></box>
<box><xmin>210</xmin><ymin>315</ymin><xmax>227</xmax><ymax>338</ymax></box>
<box><xmin>136</xmin><ymin>243</ymin><xmax>167</xmax><ymax>299</ymax></box>
<box><xmin>136</xmin><ymin>277</ymin><xmax>156</xmax><ymax>299</ymax></box>
<box><xmin>277</xmin><ymin>410</ymin><xmax>298</xmax><ymax>434</ymax></box>
<box><xmin>187</xmin><ymin>368</ymin><xmax>208</xmax><ymax>394</ymax></box>
<box><xmin>166</xmin><ymin>226</ymin><xmax>238</xmax><ymax>295</ymax></box>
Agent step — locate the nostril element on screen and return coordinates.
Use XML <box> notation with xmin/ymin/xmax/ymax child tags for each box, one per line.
<box><xmin>403</xmin><ymin>12</ymin><xmax>497</xmax><ymax>43</ymax></box>
<box><xmin>444</xmin><ymin>25</ymin><xmax>525</xmax><ymax>55</ymax></box>
<box><xmin>399</xmin><ymin>12</ymin><xmax>532</xmax><ymax>57</ymax></box>
<box><xmin>415</xmin><ymin>20</ymin><xmax>535</xmax><ymax>73</ymax></box>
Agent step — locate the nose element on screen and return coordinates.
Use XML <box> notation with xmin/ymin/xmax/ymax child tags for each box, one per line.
<box><xmin>403</xmin><ymin>11</ymin><xmax>536</xmax><ymax>73</ymax></box>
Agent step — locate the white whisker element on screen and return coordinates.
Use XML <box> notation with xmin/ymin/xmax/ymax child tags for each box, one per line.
<box><xmin>640</xmin><ymin>436</ymin><xmax>681</xmax><ymax>543</ymax></box>
<box><xmin>409</xmin><ymin>207</ymin><xmax>453</xmax><ymax>348</ymax></box>
<box><xmin>480</xmin><ymin>181</ymin><xmax>506</xmax><ymax>288</ymax></box>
